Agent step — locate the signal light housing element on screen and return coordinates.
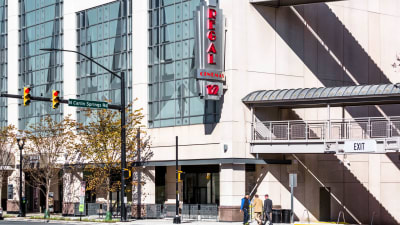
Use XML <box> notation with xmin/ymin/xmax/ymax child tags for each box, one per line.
<box><xmin>23</xmin><ymin>87</ymin><xmax>31</xmax><ymax>106</ymax></box>
<box><xmin>52</xmin><ymin>90</ymin><xmax>60</xmax><ymax>109</ymax></box>
<box><xmin>123</xmin><ymin>168</ymin><xmax>131</xmax><ymax>179</ymax></box>
<box><xmin>178</xmin><ymin>171</ymin><xmax>185</xmax><ymax>182</ymax></box>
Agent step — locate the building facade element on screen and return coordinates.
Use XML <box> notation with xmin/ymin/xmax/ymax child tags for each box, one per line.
<box><xmin>0</xmin><ymin>0</ymin><xmax>400</xmax><ymax>224</ymax></box>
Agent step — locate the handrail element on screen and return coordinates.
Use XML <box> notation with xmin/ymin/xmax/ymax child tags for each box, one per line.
<box><xmin>337</xmin><ymin>210</ymin><xmax>345</xmax><ymax>224</ymax></box>
<box><xmin>253</xmin><ymin>116</ymin><xmax>400</xmax><ymax>141</ymax></box>
<box><xmin>301</xmin><ymin>209</ymin><xmax>310</xmax><ymax>224</ymax></box>
<box><xmin>370</xmin><ymin>211</ymin><xmax>376</xmax><ymax>225</ymax></box>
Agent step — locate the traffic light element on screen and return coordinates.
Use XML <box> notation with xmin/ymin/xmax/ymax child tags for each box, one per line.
<box><xmin>52</xmin><ymin>90</ymin><xmax>60</xmax><ymax>109</ymax></box>
<box><xmin>123</xmin><ymin>168</ymin><xmax>131</xmax><ymax>179</ymax></box>
<box><xmin>23</xmin><ymin>87</ymin><xmax>31</xmax><ymax>106</ymax></box>
<box><xmin>178</xmin><ymin>171</ymin><xmax>185</xmax><ymax>182</ymax></box>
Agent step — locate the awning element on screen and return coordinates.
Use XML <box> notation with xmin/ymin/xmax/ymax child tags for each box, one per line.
<box><xmin>242</xmin><ymin>83</ymin><xmax>400</xmax><ymax>108</ymax></box>
<box><xmin>249</xmin><ymin>0</ymin><xmax>344</xmax><ymax>7</ymax></box>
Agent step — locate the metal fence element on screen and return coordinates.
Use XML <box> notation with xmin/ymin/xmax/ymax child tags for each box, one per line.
<box><xmin>163</xmin><ymin>204</ymin><xmax>218</xmax><ymax>221</ymax></box>
<box><xmin>71</xmin><ymin>203</ymin><xmax>218</xmax><ymax>221</ymax></box>
<box><xmin>253</xmin><ymin>116</ymin><xmax>400</xmax><ymax>141</ymax></box>
<box><xmin>73</xmin><ymin>203</ymin><xmax>131</xmax><ymax>219</ymax></box>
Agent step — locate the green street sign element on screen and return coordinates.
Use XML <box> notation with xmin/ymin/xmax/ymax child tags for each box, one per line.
<box><xmin>68</xmin><ymin>99</ymin><xmax>108</xmax><ymax>109</ymax></box>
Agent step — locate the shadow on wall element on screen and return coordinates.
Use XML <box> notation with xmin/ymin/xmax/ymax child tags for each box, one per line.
<box><xmin>253</xmin><ymin>108</ymin><xmax>399</xmax><ymax>224</ymax></box>
<box><xmin>253</xmin><ymin>0</ymin><xmax>400</xmax><ymax>177</ymax></box>
<box><xmin>253</xmin><ymin>3</ymin><xmax>400</xmax><ymax>116</ymax></box>
<box><xmin>250</xmin><ymin>3</ymin><xmax>400</xmax><ymax>223</ymax></box>
<box><xmin>261</xmin><ymin>153</ymin><xmax>399</xmax><ymax>224</ymax></box>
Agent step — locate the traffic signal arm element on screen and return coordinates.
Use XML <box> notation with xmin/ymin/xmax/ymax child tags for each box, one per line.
<box><xmin>0</xmin><ymin>93</ymin><xmax>121</xmax><ymax>110</ymax></box>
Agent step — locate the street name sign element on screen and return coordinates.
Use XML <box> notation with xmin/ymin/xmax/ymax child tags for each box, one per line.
<box><xmin>68</xmin><ymin>99</ymin><xmax>108</xmax><ymax>109</ymax></box>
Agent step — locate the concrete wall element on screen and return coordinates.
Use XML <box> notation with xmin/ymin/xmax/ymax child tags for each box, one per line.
<box><xmin>250</xmin><ymin>153</ymin><xmax>400</xmax><ymax>224</ymax></box>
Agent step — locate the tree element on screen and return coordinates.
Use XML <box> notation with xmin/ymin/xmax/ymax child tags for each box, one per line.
<box><xmin>74</xmin><ymin>104</ymin><xmax>149</xmax><ymax>219</ymax></box>
<box><xmin>0</xmin><ymin>125</ymin><xmax>16</xmax><ymax>209</ymax></box>
<box><xmin>23</xmin><ymin>115</ymin><xmax>76</xmax><ymax>216</ymax></box>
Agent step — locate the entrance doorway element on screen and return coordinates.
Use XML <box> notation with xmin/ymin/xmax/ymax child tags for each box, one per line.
<box><xmin>25</xmin><ymin>173</ymin><xmax>45</xmax><ymax>213</ymax></box>
<box><xmin>182</xmin><ymin>165</ymin><xmax>219</xmax><ymax>205</ymax></box>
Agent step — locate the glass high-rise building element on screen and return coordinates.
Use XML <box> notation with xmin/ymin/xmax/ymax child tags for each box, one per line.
<box><xmin>0</xmin><ymin>0</ymin><xmax>6</xmax><ymax>127</ymax></box>
<box><xmin>18</xmin><ymin>0</ymin><xmax>63</xmax><ymax>130</ymax></box>
<box><xmin>75</xmin><ymin>0</ymin><xmax>132</xmax><ymax>124</ymax></box>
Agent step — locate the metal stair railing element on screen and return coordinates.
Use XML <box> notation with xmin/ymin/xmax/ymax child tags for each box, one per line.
<box><xmin>370</xmin><ymin>211</ymin><xmax>376</xmax><ymax>225</ymax></box>
<box><xmin>337</xmin><ymin>210</ymin><xmax>346</xmax><ymax>224</ymax></box>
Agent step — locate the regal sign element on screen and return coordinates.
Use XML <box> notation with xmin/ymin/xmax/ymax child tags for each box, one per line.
<box><xmin>194</xmin><ymin>1</ymin><xmax>225</xmax><ymax>100</ymax></box>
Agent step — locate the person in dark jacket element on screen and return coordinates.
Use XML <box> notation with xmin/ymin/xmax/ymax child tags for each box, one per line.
<box><xmin>263</xmin><ymin>194</ymin><xmax>273</xmax><ymax>225</ymax></box>
<box><xmin>240</xmin><ymin>194</ymin><xmax>251</xmax><ymax>225</ymax></box>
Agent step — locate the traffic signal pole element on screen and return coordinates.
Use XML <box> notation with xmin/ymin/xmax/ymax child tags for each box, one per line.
<box><xmin>173</xmin><ymin>136</ymin><xmax>181</xmax><ymax>224</ymax></box>
<box><xmin>120</xmin><ymin>71</ymin><xmax>127</xmax><ymax>222</ymax></box>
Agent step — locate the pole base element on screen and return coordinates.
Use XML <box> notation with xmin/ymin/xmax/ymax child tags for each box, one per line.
<box><xmin>105</xmin><ymin>211</ymin><xmax>112</xmax><ymax>221</ymax></box>
<box><xmin>173</xmin><ymin>216</ymin><xmax>181</xmax><ymax>224</ymax></box>
<box><xmin>44</xmin><ymin>209</ymin><xmax>50</xmax><ymax>219</ymax></box>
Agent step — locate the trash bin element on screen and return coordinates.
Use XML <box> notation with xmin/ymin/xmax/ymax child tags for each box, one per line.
<box><xmin>282</xmin><ymin>209</ymin><xmax>291</xmax><ymax>223</ymax></box>
<box><xmin>272</xmin><ymin>209</ymin><xmax>281</xmax><ymax>223</ymax></box>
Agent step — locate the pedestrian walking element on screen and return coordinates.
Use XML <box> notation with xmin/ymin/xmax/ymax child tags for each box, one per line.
<box><xmin>240</xmin><ymin>194</ymin><xmax>251</xmax><ymax>225</ymax></box>
<box><xmin>263</xmin><ymin>194</ymin><xmax>273</xmax><ymax>225</ymax></box>
<box><xmin>253</xmin><ymin>194</ymin><xmax>263</xmax><ymax>225</ymax></box>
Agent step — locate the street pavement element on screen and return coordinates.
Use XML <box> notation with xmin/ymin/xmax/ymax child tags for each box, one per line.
<box><xmin>0</xmin><ymin>218</ymin><xmax>245</xmax><ymax>225</ymax></box>
<box><xmin>0</xmin><ymin>217</ymin><xmax>296</xmax><ymax>225</ymax></box>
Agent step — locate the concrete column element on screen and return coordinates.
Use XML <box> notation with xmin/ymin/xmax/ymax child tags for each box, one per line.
<box><xmin>6</xmin><ymin>170</ymin><xmax>24</xmax><ymax>213</ymax></box>
<box><xmin>304</xmin><ymin>154</ymin><xmax>319</xmax><ymax>222</ymax></box>
<box><xmin>132</xmin><ymin>166</ymin><xmax>156</xmax><ymax>218</ymax></box>
<box><xmin>132</xmin><ymin>166</ymin><xmax>156</xmax><ymax>204</ymax></box>
<box><xmin>368</xmin><ymin>154</ymin><xmax>381</xmax><ymax>224</ymax></box>
<box><xmin>165</xmin><ymin>166</ymin><xmax>182</xmax><ymax>204</ymax></box>
<box><xmin>7</xmin><ymin>0</ymin><xmax>19</xmax><ymax>128</ymax></box>
<box><xmin>219</xmin><ymin>163</ymin><xmax>245</xmax><ymax>222</ymax></box>
<box><xmin>62</xmin><ymin>171</ymin><xmax>81</xmax><ymax>215</ymax></box>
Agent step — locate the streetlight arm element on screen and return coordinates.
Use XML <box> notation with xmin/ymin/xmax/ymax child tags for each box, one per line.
<box><xmin>40</xmin><ymin>48</ymin><xmax>121</xmax><ymax>79</ymax></box>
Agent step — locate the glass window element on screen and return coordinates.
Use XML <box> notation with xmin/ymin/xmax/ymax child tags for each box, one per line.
<box><xmin>160</xmin><ymin>100</ymin><xmax>174</xmax><ymax>118</ymax></box>
<box><xmin>160</xmin><ymin>24</ymin><xmax>173</xmax><ymax>43</ymax></box>
<box><xmin>76</xmin><ymin>0</ymin><xmax>132</xmax><ymax>124</ymax></box>
<box><xmin>160</xmin><ymin>62</ymin><xmax>174</xmax><ymax>81</ymax></box>
<box><xmin>161</xmin><ymin>5</ymin><xmax>174</xmax><ymax>25</ymax></box>
<box><xmin>161</xmin><ymin>81</ymin><xmax>174</xmax><ymax>100</ymax></box>
<box><xmin>18</xmin><ymin>0</ymin><xmax>63</xmax><ymax>130</ymax></box>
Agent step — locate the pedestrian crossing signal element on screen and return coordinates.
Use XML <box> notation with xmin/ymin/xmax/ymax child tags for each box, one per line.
<box><xmin>52</xmin><ymin>90</ymin><xmax>60</xmax><ymax>109</ymax></box>
<box><xmin>23</xmin><ymin>87</ymin><xmax>31</xmax><ymax>106</ymax></box>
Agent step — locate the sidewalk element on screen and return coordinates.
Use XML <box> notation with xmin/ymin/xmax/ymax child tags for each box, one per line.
<box><xmin>5</xmin><ymin>214</ymin><xmax>293</xmax><ymax>225</ymax></box>
<box><xmin>5</xmin><ymin>213</ymin><xmax>357</xmax><ymax>225</ymax></box>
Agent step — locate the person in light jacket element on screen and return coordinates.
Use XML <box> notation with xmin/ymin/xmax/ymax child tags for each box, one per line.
<box><xmin>253</xmin><ymin>194</ymin><xmax>263</xmax><ymax>225</ymax></box>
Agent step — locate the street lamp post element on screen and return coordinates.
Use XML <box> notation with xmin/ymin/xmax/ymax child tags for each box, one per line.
<box><xmin>16</xmin><ymin>135</ymin><xmax>25</xmax><ymax>217</ymax></box>
<box><xmin>40</xmin><ymin>48</ymin><xmax>128</xmax><ymax>221</ymax></box>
